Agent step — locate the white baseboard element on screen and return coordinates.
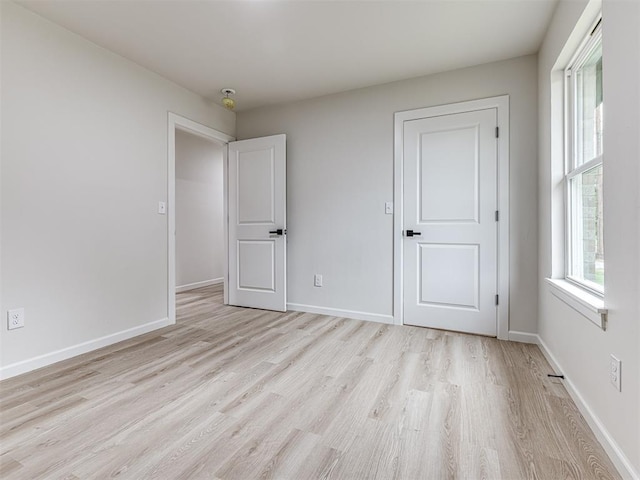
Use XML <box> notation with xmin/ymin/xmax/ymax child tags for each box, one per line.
<box><xmin>286</xmin><ymin>303</ymin><xmax>394</xmax><ymax>325</ymax></box>
<box><xmin>0</xmin><ymin>317</ymin><xmax>173</xmax><ymax>380</ymax></box>
<box><xmin>508</xmin><ymin>330</ymin><xmax>539</xmax><ymax>344</ymax></box>
<box><xmin>176</xmin><ymin>277</ymin><xmax>223</xmax><ymax>293</ymax></box>
<box><xmin>536</xmin><ymin>336</ymin><xmax>639</xmax><ymax>480</ymax></box>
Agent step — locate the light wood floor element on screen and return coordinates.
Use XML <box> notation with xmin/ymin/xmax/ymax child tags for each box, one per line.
<box><xmin>0</xmin><ymin>285</ymin><xmax>620</xmax><ymax>479</ymax></box>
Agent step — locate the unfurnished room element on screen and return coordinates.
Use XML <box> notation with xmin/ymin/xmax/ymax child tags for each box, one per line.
<box><xmin>0</xmin><ymin>0</ymin><xmax>639</xmax><ymax>479</ymax></box>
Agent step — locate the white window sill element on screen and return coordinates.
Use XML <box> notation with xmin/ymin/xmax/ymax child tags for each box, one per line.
<box><xmin>545</xmin><ymin>278</ymin><xmax>607</xmax><ymax>330</ymax></box>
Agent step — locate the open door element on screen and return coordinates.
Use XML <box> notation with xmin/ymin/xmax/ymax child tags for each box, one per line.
<box><xmin>228</xmin><ymin>134</ymin><xmax>287</xmax><ymax>311</ymax></box>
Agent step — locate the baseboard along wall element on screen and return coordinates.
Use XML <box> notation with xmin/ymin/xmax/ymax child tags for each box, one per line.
<box><xmin>176</xmin><ymin>277</ymin><xmax>223</xmax><ymax>293</ymax></box>
<box><xmin>525</xmin><ymin>333</ymin><xmax>640</xmax><ymax>480</ymax></box>
<box><xmin>0</xmin><ymin>317</ymin><xmax>173</xmax><ymax>380</ymax></box>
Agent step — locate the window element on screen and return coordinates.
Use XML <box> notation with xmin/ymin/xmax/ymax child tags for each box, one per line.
<box><xmin>565</xmin><ymin>20</ymin><xmax>603</xmax><ymax>294</ymax></box>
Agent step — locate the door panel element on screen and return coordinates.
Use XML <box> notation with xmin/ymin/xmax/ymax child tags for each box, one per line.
<box><xmin>419</xmin><ymin>126</ymin><xmax>479</xmax><ymax>223</ymax></box>
<box><xmin>228</xmin><ymin>134</ymin><xmax>286</xmax><ymax>311</ymax></box>
<box><xmin>238</xmin><ymin>240</ymin><xmax>275</xmax><ymax>291</ymax></box>
<box><xmin>403</xmin><ymin>109</ymin><xmax>497</xmax><ymax>335</ymax></box>
<box><xmin>237</xmin><ymin>149</ymin><xmax>275</xmax><ymax>224</ymax></box>
<box><xmin>419</xmin><ymin>243</ymin><xmax>479</xmax><ymax>309</ymax></box>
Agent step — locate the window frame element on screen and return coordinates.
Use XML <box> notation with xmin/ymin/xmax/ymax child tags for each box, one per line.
<box><xmin>564</xmin><ymin>19</ymin><xmax>604</xmax><ymax>297</ymax></box>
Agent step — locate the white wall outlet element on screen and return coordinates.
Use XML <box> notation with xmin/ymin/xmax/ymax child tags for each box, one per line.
<box><xmin>610</xmin><ymin>354</ymin><xmax>621</xmax><ymax>391</ymax></box>
<box><xmin>7</xmin><ymin>308</ymin><xmax>25</xmax><ymax>330</ymax></box>
<box><xmin>158</xmin><ymin>201</ymin><xmax>166</xmax><ymax>215</ymax></box>
<box><xmin>314</xmin><ymin>274</ymin><xmax>323</xmax><ymax>287</ymax></box>
<box><xmin>385</xmin><ymin>201</ymin><xmax>393</xmax><ymax>214</ymax></box>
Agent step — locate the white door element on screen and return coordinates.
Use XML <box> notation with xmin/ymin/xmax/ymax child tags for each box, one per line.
<box><xmin>403</xmin><ymin>109</ymin><xmax>498</xmax><ymax>335</ymax></box>
<box><xmin>228</xmin><ymin>134</ymin><xmax>286</xmax><ymax>312</ymax></box>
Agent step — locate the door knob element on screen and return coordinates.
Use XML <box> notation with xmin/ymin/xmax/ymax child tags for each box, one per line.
<box><xmin>405</xmin><ymin>229</ymin><xmax>421</xmax><ymax>237</ymax></box>
<box><xmin>269</xmin><ymin>229</ymin><xmax>285</xmax><ymax>236</ymax></box>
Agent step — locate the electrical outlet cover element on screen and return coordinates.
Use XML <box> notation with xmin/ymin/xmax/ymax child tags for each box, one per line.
<box><xmin>610</xmin><ymin>354</ymin><xmax>621</xmax><ymax>391</ymax></box>
<box><xmin>7</xmin><ymin>308</ymin><xmax>25</xmax><ymax>330</ymax></box>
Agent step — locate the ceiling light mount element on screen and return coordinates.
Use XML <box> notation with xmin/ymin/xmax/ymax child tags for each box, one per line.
<box><xmin>221</xmin><ymin>88</ymin><xmax>236</xmax><ymax>110</ymax></box>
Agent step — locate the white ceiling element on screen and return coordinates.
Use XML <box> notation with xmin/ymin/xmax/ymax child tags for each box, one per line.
<box><xmin>19</xmin><ymin>0</ymin><xmax>558</xmax><ymax>112</ymax></box>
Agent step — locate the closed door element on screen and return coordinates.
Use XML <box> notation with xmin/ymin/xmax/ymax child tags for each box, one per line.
<box><xmin>403</xmin><ymin>109</ymin><xmax>497</xmax><ymax>335</ymax></box>
<box><xmin>228</xmin><ymin>134</ymin><xmax>287</xmax><ymax>312</ymax></box>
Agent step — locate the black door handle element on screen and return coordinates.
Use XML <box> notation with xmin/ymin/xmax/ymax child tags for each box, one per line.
<box><xmin>405</xmin><ymin>229</ymin><xmax>421</xmax><ymax>237</ymax></box>
<box><xmin>269</xmin><ymin>229</ymin><xmax>285</xmax><ymax>236</ymax></box>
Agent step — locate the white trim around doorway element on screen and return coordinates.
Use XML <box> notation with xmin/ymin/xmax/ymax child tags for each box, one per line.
<box><xmin>392</xmin><ymin>95</ymin><xmax>510</xmax><ymax>339</ymax></box>
<box><xmin>167</xmin><ymin>112</ymin><xmax>235</xmax><ymax>324</ymax></box>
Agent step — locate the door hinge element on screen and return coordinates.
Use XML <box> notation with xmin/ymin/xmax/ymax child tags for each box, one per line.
<box><xmin>495</xmin><ymin>294</ymin><xmax>499</xmax><ymax>306</ymax></box>
<box><xmin>495</xmin><ymin>126</ymin><xmax>499</xmax><ymax>138</ymax></box>
<box><xmin>495</xmin><ymin>210</ymin><xmax>499</xmax><ymax>222</ymax></box>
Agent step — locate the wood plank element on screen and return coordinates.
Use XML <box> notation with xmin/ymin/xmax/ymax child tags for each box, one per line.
<box><xmin>0</xmin><ymin>283</ymin><xmax>622</xmax><ymax>479</ymax></box>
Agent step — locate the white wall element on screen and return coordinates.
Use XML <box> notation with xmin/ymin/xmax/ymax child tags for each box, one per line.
<box><xmin>538</xmin><ymin>0</ymin><xmax>640</xmax><ymax>476</ymax></box>
<box><xmin>237</xmin><ymin>55</ymin><xmax>539</xmax><ymax>333</ymax></box>
<box><xmin>175</xmin><ymin>130</ymin><xmax>224</xmax><ymax>289</ymax></box>
<box><xmin>0</xmin><ymin>2</ymin><xmax>235</xmax><ymax>377</ymax></box>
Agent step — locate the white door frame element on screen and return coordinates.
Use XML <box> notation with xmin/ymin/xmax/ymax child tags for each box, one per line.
<box><xmin>393</xmin><ymin>95</ymin><xmax>510</xmax><ymax>339</ymax></box>
<box><xmin>167</xmin><ymin>112</ymin><xmax>235</xmax><ymax>324</ymax></box>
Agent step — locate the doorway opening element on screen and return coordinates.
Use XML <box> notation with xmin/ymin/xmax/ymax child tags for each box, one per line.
<box><xmin>167</xmin><ymin>113</ymin><xmax>235</xmax><ymax>323</ymax></box>
<box><xmin>175</xmin><ymin>130</ymin><xmax>224</xmax><ymax>292</ymax></box>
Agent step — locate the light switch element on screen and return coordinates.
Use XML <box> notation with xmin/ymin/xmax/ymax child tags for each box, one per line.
<box><xmin>158</xmin><ymin>201</ymin><xmax>166</xmax><ymax>215</ymax></box>
<box><xmin>385</xmin><ymin>202</ymin><xmax>393</xmax><ymax>214</ymax></box>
